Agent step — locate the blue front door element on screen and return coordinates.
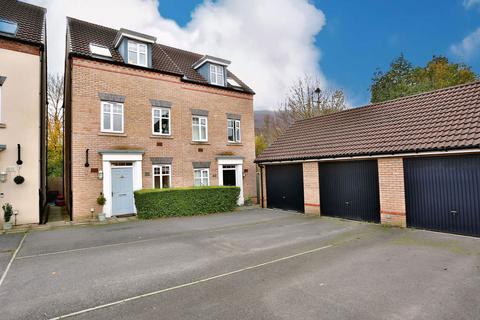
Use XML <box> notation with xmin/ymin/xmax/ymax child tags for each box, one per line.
<box><xmin>111</xmin><ymin>167</ymin><xmax>134</xmax><ymax>215</ymax></box>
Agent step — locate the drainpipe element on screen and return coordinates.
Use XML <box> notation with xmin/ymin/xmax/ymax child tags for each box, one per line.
<box><xmin>259</xmin><ymin>165</ymin><xmax>264</xmax><ymax>208</ymax></box>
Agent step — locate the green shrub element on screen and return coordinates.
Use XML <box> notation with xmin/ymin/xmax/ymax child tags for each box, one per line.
<box><xmin>134</xmin><ymin>186</ymin><xmax>240</xmax><ymax>219</ymax></box>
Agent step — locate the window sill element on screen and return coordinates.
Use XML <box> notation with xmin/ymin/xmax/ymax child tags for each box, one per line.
<box><xmin>227</xmin><ymin>142</ymin><xmax>243</xmax><ymax>146</ymax></box>
<box><xmin>98</xmin><ymin>132</ymin><xmax>127</xmax><ymax>137</ymax></box>
<box><xmin>191</xmin><ymin>141</ymin><xmax>210</xmax><ymax>145</ymax></box>
<box><xmin>150</xmin><ymin>135</ymin><xmax>173</xmax><ymax>139</ymax></box>
<box><xmin>0</xmin><ymin>123</ymin><xmax>6</xmax><ymax>129</ymax></box>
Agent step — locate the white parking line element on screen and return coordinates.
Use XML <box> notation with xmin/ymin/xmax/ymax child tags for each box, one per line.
<box><xmin>48</xmin><ymin>244</ymin><xmax>333</xmax><ymax>319</ymax></box>
<box><xmin>0</xmin><ymin>232</ymin><xmax>27</xmax><ymax>288</ymax></box>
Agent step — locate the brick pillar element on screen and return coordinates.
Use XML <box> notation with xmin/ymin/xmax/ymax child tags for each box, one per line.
<box><xmin>303</xmin><ymin>162</ymin><xmax>320</xmax><ymax>216</ymax></box>
<box><xmin>378</xmin><ymin>158</ymin><xmax>406</xmax><ymax>227</ymax></box>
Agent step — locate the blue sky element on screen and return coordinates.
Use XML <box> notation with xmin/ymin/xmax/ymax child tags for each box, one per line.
<box><xmin>159</xmin><ymin>0</ymin><xmax>480</xmax><ymax>106</ymax></box>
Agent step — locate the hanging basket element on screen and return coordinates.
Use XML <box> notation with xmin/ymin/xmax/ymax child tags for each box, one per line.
<box><xmin>14</xmin><ymin>175</ymin><xmax>25</xmax><ymax>185</ymax></box>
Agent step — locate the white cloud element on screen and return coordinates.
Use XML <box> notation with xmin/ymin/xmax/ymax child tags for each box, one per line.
<box><xmin>464</xmin><ymin>0</ymin><xmax>480</xmax><ymax>9</ymax></box>
<box><xmin>24</xmin><ymin>0</ymin><xmax>327</xmax><ymax>110</ymax></box>
<box><xmin>450</xmin><ymin>27</ymin><xmax>480</xmax><ymax>61</ymax></box>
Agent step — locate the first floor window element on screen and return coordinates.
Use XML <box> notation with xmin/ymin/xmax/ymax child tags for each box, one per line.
<box><xmin>194</xmin><ymin>168</ymin><xmax>209</xmax><ymax>186</ymax></box>
<box><xmin>227</xmin><ymin>119</ymin><xmax>241</xmax><ymax>143</ymax></box>
<box><xmin>152</xmin><ymin>107</ymin><xmax>170</xmax><ymax>135</ymax></box>
<box><xmin>153</xmin><ymin>165</ymin><xmax>171</xmax><ymax>189</ymax></box>
<box><xmin>101</xmin><ymin>101</ymin><xmax>124</xmax><ymax>133</ymax></box>
<box><xmin>192</xmin><ymin>116</ymin><xmax>208</xmax><ymax>141</ymax></box>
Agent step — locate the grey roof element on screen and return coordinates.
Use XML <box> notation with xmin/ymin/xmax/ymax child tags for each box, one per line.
<box><xmin>0</xmin><ymin>0</ymin><xmax>46</xmax><ymax>46</ymax></box>
<box><xmin>67</xmin><ymin>17</ymin><xmax>254</xmax><ymax>94</ymax></box>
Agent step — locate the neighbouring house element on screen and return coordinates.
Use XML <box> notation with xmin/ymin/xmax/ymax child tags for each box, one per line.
<box><xmin>0</xmin><ymin>0</ymin><xmax>47</xmax><ymax>225</ymax></box>
<box><xmin>256</xmin><ymin>81</ymin><xmax>480</xmax><ymax>237</ymax></box>
<box><xmin>64</xmin><ymin>18</ymin><xmax>256</xmax><ymax>221</ymax></box>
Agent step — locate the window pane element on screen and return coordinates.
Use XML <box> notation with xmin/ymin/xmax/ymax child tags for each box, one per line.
<box><xmin>153</xmin><ymin>109</ymin><xmax>160</xmax><ymax>117</ymax></box>
<box><xmin>139</xmin><ymin>53</ymin><xmax>146</xmax><ymax>66</ymax></box>
<box><xmin>113</xmin><ymin>114</ymin><xmax>122</xmax><ymax>131</ymax></box>
<box><xmin>162</xmin><ymin>109</ymin><xmax>169</xmax><ymax>117</ymax></box>
<box><xmin>154</xmin><ymin>167</ymin><xmax>160</xmax><ymax>174</ymax></box>
<box><xmin>103</xmin><ymin>104</ymin><xmax>111</xmax><ymax>112</ymax></box>
<box><xmin>200</xmin><ymin>126</ymin><xmax>207</xmax><ymax>140</ymax></box>
<box><xmin>162</xmin><ymin>166</ymin><xmax>170</xmax><ymax>174</ymax></box>
<box><xmin>192</xmin><ymin>117</ymin><xmax>199</xmax><ymax>125</ymax></box>
<box><xmin>113</xmin><ymin>105</ymin><xmax>123</xmax><ymax>113</ymax></box>
<box><xmin>154</xmin><ymin>176</ymin><xmax>161</xmax><ymax>189</ymax></box>
<box><xmin>139</xmin><ymin>44</ymin><xmax>147</xmax><ymax>53</ymax></box>
<box><xmin>162</xmin><ymin>118</ymin><xmax>169</xmax><ymax>134</ymax></box>
<box><xmin>153</xmin><ymin>119</ymin><xmax>160</xmax><ymax>133</ymax></box>
<box><xmin>162</xmin><ymin>176</ymin><xmax>170</xmax><ymax>188</ymax></box>
<box><xmin>228</xmin><ymin>127</ymin><xmax>234</xmax><ymax>142</ymax></box>
<box><xmin>200</xmin><ymin>118</ymin><xmax>206</xmax><ymax>125</ymax></box>
<box><xmin>103</xmin><ymin>112</ymin><xmax>111</xmax><ymax>130</ymax></box>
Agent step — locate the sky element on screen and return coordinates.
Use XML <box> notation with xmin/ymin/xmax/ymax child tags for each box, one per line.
<box><xmin>26</xmin><ymin>0</ymin><xmax>480</xmax><ymax>110</ymax></box>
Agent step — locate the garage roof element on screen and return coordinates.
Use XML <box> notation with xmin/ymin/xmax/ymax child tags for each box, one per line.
<box><xmin>256</xmin><ymin>81</ymin><xmax>480</xmax><ymax>163</ymax></box>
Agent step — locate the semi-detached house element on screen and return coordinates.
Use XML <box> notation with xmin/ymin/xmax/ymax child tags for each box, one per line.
<box><xmin>64</xmin><ymin>18</ymin><xmax>256</xmax><ymax>220</ymax></box>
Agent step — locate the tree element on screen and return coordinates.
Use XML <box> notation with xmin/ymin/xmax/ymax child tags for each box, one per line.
<box><xmin>47</xmin><ymin>73</ymin><xmax>64</xmax><ymax>177</ymax></box>
<box><xmin>370</xmin><ymin>55</ymin><xmax>478</xmax><ymax>103</ymax></box>
<box><xmin>255</xmin><ymin>75</ymin><xmax>347</xmax><ymax>155</ymax></box>
<box><xmin>255</xmin><ymin>135</ymin><xmax>268</xmax><ymax>156</ymax></box>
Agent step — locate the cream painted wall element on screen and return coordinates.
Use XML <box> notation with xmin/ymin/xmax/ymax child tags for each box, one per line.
<box><xmin>0</xmin><ymin>48</ymin><xmax>41</xmax><ymax>225</ymax></box>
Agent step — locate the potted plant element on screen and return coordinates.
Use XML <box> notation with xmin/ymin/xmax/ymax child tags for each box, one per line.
<box><xmin>2</xmin><ymin>203</ymin><xmax>13</xmax><ymax>230</ymax></box>
<box><xmin>96</xmin><ymin>193</ymin><xmax>107</xmax><ymax>222</ymax></box>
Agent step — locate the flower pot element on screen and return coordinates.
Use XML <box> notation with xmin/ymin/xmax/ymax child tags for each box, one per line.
<box><xmin>3</xmin><ymin>221</ymin><xmax>12</xmax><ymax>230</ymax></box>
<box><xmin>98</xmin><ymin>213</ymin><xmax>106</xmax><ymax>222</ymax></box>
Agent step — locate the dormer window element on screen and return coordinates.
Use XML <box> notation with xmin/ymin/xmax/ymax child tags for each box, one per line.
<box><xmin>127</xmin><ymin>40</ymin><xmax>148</xmax><ymax>67</ymax></box>
<box><xmin>210</xmin><ymin>64</ymin><xmax>225</xmax><ymax>86</ymax></box>
<box><xmin>0</xmin><ymin>19</ymin><xmax>17</xmax><ymax>36</ymax></box>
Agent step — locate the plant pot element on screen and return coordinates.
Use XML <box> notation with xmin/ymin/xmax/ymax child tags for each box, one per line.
<box><xmin>97</xmin><ymin>213</ymin><xmax>106</xmax><ymax>222</ymax></box>
<box><xmin>3</xmin><ymin>221</ymin><xmax>12</xmax><ymax>230</ymax></box>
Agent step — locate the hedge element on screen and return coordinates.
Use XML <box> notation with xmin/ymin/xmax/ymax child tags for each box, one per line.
<box><xmin>134</xmin><ymin>186</ymin><xmax>240</xmax><ymax>219</ymax></box>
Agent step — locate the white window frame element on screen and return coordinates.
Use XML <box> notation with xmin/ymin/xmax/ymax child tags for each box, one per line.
<box><xmin>152</xmin><ymin>164</ymin><xmax>172</xmax><ymax>189</ymax></box>
<box><xmin>227</xmin><ymin>119</ymin><xmax>241</xmax><ymax>143</ymax></box>
<box><xmin>192</xmin><ymin>115</ymin><xmax>208</xmax><ymax>142</ymax></box>
<box><xmin>209</xmin><ymin>64</ymin><xmax>225</xmax><ymax>86</ymax></box>
<box><xmin>194</xmin><ymin>168</ymin><xmax>210</xmax><ymax>187</ymax></box>
<box><xmin>101</xmin><ymin>101</ymin><xmax>124</xmax><ymax>133</ymax></box>
<box><xmin>127</xmin><ymin>40</ymin><xmax>148</xmax><ymax>67</ymax></box>
<box><xmin>152</xmin><ymin>107</ymin><xmax>171</xmax><ymax>136</ymax></box>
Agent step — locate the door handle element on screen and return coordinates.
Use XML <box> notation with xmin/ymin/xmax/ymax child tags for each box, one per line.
<box><xmin>449</xmin><ymin>210</ymin><xmax>458</xmax><ymax>216</ymax></box>
<box><xmin>345</xmin><ymin>201</ymin><xmax>351</xmax><ymax>206</ymax></box>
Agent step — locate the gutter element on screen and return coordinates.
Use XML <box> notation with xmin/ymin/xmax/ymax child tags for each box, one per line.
<box><xmin>255</xmin><ymin>148</ymin><xmax>480</xmax><ymax>165</ymax></box>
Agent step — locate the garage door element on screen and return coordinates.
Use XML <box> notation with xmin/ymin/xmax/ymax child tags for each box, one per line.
<box><xmin>404</xmin><ymin>155</ymin><xmax>480</xmax><ymax>237</ymax></box>
<box><xmin>319</xmin><ymin>160</ymin><xmax>380</xmax><ymax>222</ymax></box>
<box><xmin>266</xmin><ymin>164</ymin><xmax>304</xmax><ymax>212</ymax></box>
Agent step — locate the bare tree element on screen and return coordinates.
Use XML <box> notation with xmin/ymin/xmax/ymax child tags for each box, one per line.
<box><xmin>47</xmin><ymin>73</ymin><xmax>64</xmax><ymax>177</ymax></box>
<box><xmin>256</xmin><ymin>75</ymin><xmax>347</xmax><ymax>155</ymax></box>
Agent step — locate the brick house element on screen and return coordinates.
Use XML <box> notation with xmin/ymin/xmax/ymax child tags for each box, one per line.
<box><xmin>256</xmin><ymin>82</ymin><xmax>480</xmax><ymax>237</ymax></box>
<box><xmin>64</xmin><ymin>18</ymin><xmax>256</xmax><ymax>220</ymax></box>
<box><xmin>0</xmin><ymin>0</ymin><xmax>47</xmax><ymax>225</ymax></box>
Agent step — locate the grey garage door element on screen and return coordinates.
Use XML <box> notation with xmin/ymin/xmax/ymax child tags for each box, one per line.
<box><xmin>319</xmin><ymin>160</ymin><xmax>380</xmax><ymax>223</ymax></box>
<box><xmin>266</xmin><ymin>164</ymin><xmax>304</xmax><ymax>212</ymax></box>
<box><xmin>404</xmin><ymin>155</ymin><xmax>480</xmax><ymax>237</ymax></box>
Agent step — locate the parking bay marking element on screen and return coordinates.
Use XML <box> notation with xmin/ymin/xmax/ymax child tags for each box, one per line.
<box><xmin>48</xmin><ymin>244</ymin><xmax>333</xmax><ymax>319</ymax></box>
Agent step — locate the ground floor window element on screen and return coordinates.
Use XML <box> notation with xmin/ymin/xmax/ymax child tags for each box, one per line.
<box><xmin>153</xmin><ymin>165</ymin><xmax>171</xmax><ymax>189</ymax></box>
<box><xmin>194</xmin><ymin>168</ymin><xmax>209</xmax><ymax>186</ymax></box>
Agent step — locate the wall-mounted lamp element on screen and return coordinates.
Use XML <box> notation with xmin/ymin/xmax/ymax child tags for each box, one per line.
<box><xmin>97</xmin><ymin>170</ymin><xmax>103</xmax><ymax>180</ymax></box>
<box><xmin>0</xmin><ymin>172</ymin><xmax>7</xmax><ymax>183</ymax></box>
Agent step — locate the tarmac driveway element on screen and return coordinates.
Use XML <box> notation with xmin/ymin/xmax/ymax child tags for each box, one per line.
<box><xmin>0</xmin><ymin>208</ymin><xmax>479</xmax><ymax>320</ymax></box>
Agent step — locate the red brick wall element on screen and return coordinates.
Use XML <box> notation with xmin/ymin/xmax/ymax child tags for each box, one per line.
<box><xmin>0</xmin><ymin>38</ymin><xmax>40</xmax><ymax>56</ymax></box>
<box><xmin>68</xmin><ymin>58</ymin><xmax>256</xmax><ymax>219</ymax></box>
<box><xmin>303</xmin><ymin>162</ymin><xmax>320</xmax><ymax>215</ymax></box>
<box><xmin>378</xmin><ymin>157</ymin><xmax>406</xmax><ymax>227</ymax></box>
